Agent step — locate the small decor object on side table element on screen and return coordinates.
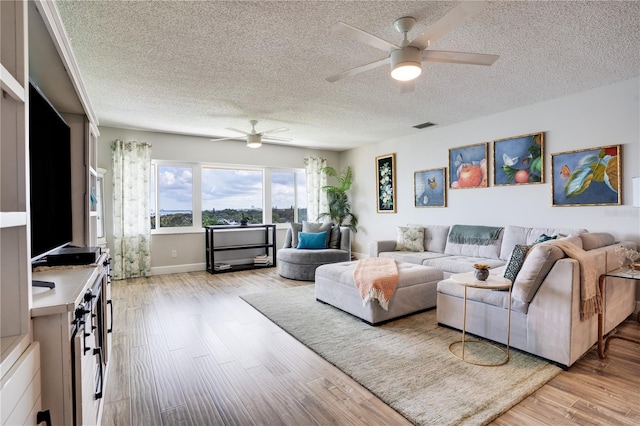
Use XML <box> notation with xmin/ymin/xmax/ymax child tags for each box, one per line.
<box><xmin>614</xmin><ymin>245</ymin><xmax>640</xmax><ymax>274</ymax></box>
<box><xmin>473</xmin><ymin>263</ymin><xmax>490</xmax><ymax>281</ymax></box>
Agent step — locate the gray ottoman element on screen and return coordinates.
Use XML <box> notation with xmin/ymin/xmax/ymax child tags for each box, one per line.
<box><xmin>315</xmin><ymin>260</ymin><xmax>444</xmax><ymax>325</ymax></box>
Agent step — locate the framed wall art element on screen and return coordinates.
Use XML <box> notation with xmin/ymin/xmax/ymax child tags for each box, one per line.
<box><xmin>376</xmin><ymin>153</ymin><xmax>396</xmax><ymax>213</ymax></box>
<box><xmin>448</xmin><ymin>143</ymin><xmax>488</xmax><ymax>189</ymax></box>
<box><xmin>551</xmin><ymin>144</ymin><xmax>621</xmax><ymax>206</ymax></box>
<box><xmin>493</xmin><ymin>132</ymin><xmax>544</xmax><ymax>186</ymax></box>
<box><xmin>414</xmin><ymin>168</ymin><xmax>446</xmax><ymax>207</ymax></box>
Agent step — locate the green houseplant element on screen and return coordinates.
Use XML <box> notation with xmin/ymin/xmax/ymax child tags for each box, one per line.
<box><xmin>318</xmin><ymin>166</ymin><xmax>358</xmax><ymax>232</ymax></box>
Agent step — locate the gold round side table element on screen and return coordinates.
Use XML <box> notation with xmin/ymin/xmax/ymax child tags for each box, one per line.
<box><xmin>448</xmin><ymin>272</ymin><xmax>512</xmax><ymax>366</ymax></box>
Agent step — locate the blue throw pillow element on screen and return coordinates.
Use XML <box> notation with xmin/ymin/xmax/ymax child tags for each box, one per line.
<box><xmin>297</xmin><ymin>231</ymin><xmax>328</xmax><ymax>249</ymax></box>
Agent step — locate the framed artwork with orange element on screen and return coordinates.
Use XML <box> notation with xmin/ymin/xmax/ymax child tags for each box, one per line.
<box><xmin>448</xmin><ymin>143</ymin><xmax>488</xmax><ymax>189</ymax></box>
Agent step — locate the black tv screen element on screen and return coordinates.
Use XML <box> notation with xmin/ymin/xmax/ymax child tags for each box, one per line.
<box><xmin>29</xmin><ymin>82</ymin><xmax>73</xmax><ymax>261</ymax></box>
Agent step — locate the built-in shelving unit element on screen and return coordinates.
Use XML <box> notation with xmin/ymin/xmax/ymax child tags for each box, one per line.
<box><xmin>1</xmin><ymin>1</ymin><xmax>43</xmax><ymax>423</ymax></box>
<box><xmin>1</xmin><ymin>0</ymin><xmax>30</xmax><ymax>351</ymax></box>
<box><xmin>205</xmin><ymin>224</ymin><xmax>276</xmax><ymax>274</ymax></box>
<box><xmin>2</xmin><ymin>1</ymin><xmax>102</xmax><ymax>423</ymax></box>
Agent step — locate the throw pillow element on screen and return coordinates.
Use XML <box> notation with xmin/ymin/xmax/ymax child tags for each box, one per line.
<box><xmin>328</xmin><ymin>225</ymin><xmax>341</xmax><ymax>249</ymax></box>
<box><xmin>535</xmin><ymin>233</ymin><xmax>557</xmax><ymax>243</ymax></box>
<box><xmin>503</xmin><ymin>244</ymin><xmax>532</xmax><ymax>284</ymax></box>
<box><xmin>395</xmin><ymin>226</ymin><xmax>425</xmax><ymax>252</ymax></box>
<box><xmin>302</xmin><ymin>221</ymin><xmax>332</xmax><ymax>247</ymax></box>
<box><xmin>290</xmin><ymin>223</ymin><xmax>303</xmax><ymax>248</ymax></box>
<box><xmin>512</xmin><ymin>244</ymin><xmax>565</xmax><ymax>303</ymax></box>
<box><xmin>297</xmin><ymin>231</ymin><xmax>328</xmax><ymax>249</ymax></box>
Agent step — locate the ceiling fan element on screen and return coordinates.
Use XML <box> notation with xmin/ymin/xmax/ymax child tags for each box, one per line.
<box><xmin>326</xmin><ymin>0</ymin><xmax>499</xmax><ymax>85</ymax></box>
<box><xmin>210</xmin><ymin>120</ymin><xmax>291</xmax><ymax>148</ymax></box>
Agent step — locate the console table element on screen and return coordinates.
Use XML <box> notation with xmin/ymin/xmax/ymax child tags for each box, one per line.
<box><xmin>449</xmin><ymin>272</ymin><xmax>512</xmax><ymax>366</ymax></box>
<box><xmin>205</xmin><ymin>224</ymin><xmax>276</xmax><ymax>274</ymax></box>
<box><xmin>597</xmin><ymin>268</ymin><xmax>640</xmax><ymax>359</ymax></box>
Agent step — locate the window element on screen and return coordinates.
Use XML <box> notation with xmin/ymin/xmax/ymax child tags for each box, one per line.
<box><xmin>202</xmin><ymin>167</ymin><xmax>263</xmax><ymax>226</ymax></box>
<box><xmin>156</xmin><ymin>165</ymin><xmax>193</xmax><ymax>228</ymax></box>
<box><xmin>150</xmin><ymin>164</ymin><xmax>156</xmax><ymax>228</ymax></box>
<box><xmin>150</xmin><ymin>161</ymin><xmax>306</xmax><ymax>231</ymax></box>
<box><xmin>271</xmin><ymin>170</ymin><xmax>307</xmax><ymax>223</ymax></box>
<box><xmin>296</xmin><ymin>170</ymin><xmax>307</xmax><ymax>222</ymax></box>
<box><xmin>271</xmin><ymin>171</ymin><xmax>294</xmax><ymax>223</ymax></box>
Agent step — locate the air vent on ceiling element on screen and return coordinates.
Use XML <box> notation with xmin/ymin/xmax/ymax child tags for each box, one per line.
<box><xmin>412</xmin><ymin>122</ymin><xmax>437</xmax><ymax>129</ymax></box>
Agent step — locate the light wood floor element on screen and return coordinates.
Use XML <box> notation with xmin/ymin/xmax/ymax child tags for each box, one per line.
<box><xmin>101</xmin><ymin>269</ymin><xmax>640</xmax><ymax>426</ymax></box>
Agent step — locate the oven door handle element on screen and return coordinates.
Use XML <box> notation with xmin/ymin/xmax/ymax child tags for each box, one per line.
<box><xmin>107</xmin><ymin>299</ymin><xmax>113</xmax><ymax>333</ymax></box>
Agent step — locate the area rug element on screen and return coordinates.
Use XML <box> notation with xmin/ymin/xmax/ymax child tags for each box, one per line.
<box><xmin>241</xmin><ymin>285</ymin><xmax>562</xmax><ymax>426</ymax></box>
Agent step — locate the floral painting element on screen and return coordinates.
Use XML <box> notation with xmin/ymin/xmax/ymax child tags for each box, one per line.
<box><xmin>493</xmin><ymin>132</ymin><xmax>544</xmax><ymax>186</ymax></box>
<box><xmin>448</xmin><ymin>143</ymin><xmax>488</xmax><ymax>189</ymax></box>
<box><xmin>376</xmin><ymin>153</ymin><xmax>396</xmax><ymax>213</ymax></box>
<box><xmin>414</xmin><ymin>168</ymin><xmax>446</xmax><ymax>207</ymax></box>
<box><xmin>551</xmin><ymin>145</ymin><xmax>621</xmax><ymax>206</ymax></box>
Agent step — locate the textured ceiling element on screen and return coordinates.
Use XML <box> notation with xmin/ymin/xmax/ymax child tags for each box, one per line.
<box><xmin>55</xmin><ymin>1</ymin><xmax>640</xmax><ymax>151</ymax></box>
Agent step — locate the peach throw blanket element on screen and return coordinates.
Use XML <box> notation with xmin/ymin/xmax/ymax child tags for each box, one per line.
<box><xmin>552</xmin><ymin>240</ymin><xmax>602</xmax><ymax>320</ymax></box>
<box><xmin>353</xmin><ymin>258</ymin><xmax>399</xmax><ymax>310</ymax></box>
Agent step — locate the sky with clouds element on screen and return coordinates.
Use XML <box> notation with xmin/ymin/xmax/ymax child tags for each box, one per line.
<box><xmin>155</xmin><ymin>166</ymin><xmax>305</xmax><ymax>211</ymax></box>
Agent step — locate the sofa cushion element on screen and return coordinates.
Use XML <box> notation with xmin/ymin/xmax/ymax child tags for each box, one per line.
<box><xmin>328</xmin><ymin>225</ymin><xmax>341</xmax><ymax>249</ymax></box>
<box><xmin>297</xmin><ymin>231</ymin><xmax>328</xmax><ymax>249</ymax></box>
<box><xmin>380</xmin><ymin>251</ymin><xmax>449</xmax><ymax>265</ymax></box>
<box><xmin>499</xmin><ymin>226</ymin><xmax>588</xmax><ymax>260</ymax></box>
<box><xmin>408</xmin><ymin>224</ymin><xmax>450</xmax><ymax>253</ymax></box>
<box><xmin>302</xmin><ymin>221</ymin><xmax>332</xmax><ymax>246</ymax></box>
<box><xmin>503</xmin><ymin>244</ymin><xmax>532</xmax><ymax>284</ymax></box>
<box><xmin>277</xmin><ymin>247</ymin><xmax>349</xmax><ymax>264</ymax></box>
<box><xmin>289</xmin><ymin>223</ymin><xmax>303</xmax><ymax>248</ymax></box>
<box><xmin>580</xmin><ymin>233</ymin><xmax>615</xmax><ymax>251</ymax></box>
<box><xmin>395</xmin><ymin>226</ymin><xmax>425</xmax><ymax>252</ymax></box>
<box><xmin>444</xmin><ymin>225</ymin><xmax>504</xmax><ymax>260</ymax></box>
<box><xmin>512</xmin><ymin>243</ymin><xmax>565</xmax><ymax>303</ymax></box>
<box><xmin>437</xmin><ymin>277</ymin><xmax>529</xmax><ymax>314</ymax></box>
<box><xmin>423</xmin><ymin>256</ymin><xmax>506</xmax><ymax>274</ymax></box>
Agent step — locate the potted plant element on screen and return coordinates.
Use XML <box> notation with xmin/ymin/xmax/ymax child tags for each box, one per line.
<box><xmin>240</xmin><ymin>212</ymin><xmax>249</xmax><ymax>226</ymax></box>
<box><xmin>318</xmin><ymin>166</ymin><xmax>358</xmax><ymax>233</ymax></box>
<box><xmin>473</xmin><ymin>263</ymin><xmax>490</xmax><ymax>281</ymax></box>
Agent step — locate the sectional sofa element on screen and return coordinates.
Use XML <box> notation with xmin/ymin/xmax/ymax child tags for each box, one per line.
<box><xmin>370</xmin><ymin>224</ymin><xmax>637</xmax><ymax>367</ymax></box>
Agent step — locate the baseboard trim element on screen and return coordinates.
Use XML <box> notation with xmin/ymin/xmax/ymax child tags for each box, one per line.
<box><xmin>150</xmin><ymin>263</ymin><xmax>205</xmax><ymax>276</ymax></box>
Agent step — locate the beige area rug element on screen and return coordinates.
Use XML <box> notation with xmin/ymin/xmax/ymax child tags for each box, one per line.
<box><xmin>241</xmin><ymin>285</ymin><xmax>562</xmax><ymax>426</ymax></box>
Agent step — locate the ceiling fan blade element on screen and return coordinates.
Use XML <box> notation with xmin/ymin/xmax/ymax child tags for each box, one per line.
<box><xmin>226</xmin><ymin>127</ymin><xmax>250</xmax><ymax>135</ymax></box>
<box><xmin>422</xmin><ymin>49</ymin><xmax>499</xmax><ymax>66</ymax></box>
<box><xmin>209</xmin><ymin>137</ymin><xmax>242</xmax><ymax>142</ymax></box>
<box><xmin>326</xmin><ymin>57</ymin><xmax>390</xmax><ymax>82</ymax></box>
<box><xmin>260</xmin><ymin>127</ymin><xmax>289</xmax><ymax>135</ymax></box>
<box><xmin>263</xmin><ymin>135</ymin><xmax>293</xmax><ymax>142</ymax></box>
<box><xmin>410</xmin><ymin>1</ymin><xmax>489</xmax><ymax>50</ymax></box>
<box><xmin>331</xmin><ymin>21</ymin><xmax>398</xmax><ymax>53</ymax></box>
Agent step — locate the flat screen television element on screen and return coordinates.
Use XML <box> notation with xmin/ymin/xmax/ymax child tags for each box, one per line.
<box><xmin>29</xmin><ymin>81</ymin><xmax>73</xmax><ymax>262</ymax></box>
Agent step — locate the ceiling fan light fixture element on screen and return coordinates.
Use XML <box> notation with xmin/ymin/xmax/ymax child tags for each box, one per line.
<box><xmin>390</xmin><ymin>47</ymin><xmax>422</xmax><ymax>81</ymax></box>
<box><xmin>246</xmin><ymin>134</ymin><xmax>262</xmax><ymax>148</ymax></box>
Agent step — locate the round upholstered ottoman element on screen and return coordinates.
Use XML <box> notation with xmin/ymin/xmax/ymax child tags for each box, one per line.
<box><xmin>315</xmin><ymin>260</ymin><xmax>443</xmax><ymax>325</ymax></box>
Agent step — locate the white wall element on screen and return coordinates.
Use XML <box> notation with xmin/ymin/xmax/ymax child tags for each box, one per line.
<box><xmin>96</xmin><ymin>127</ymin><xmax>341</xmax><ymax>273</ymax></box>
<box><xmin>341</xmin><ymin>78</ymin><xmax>640</xmax><ymax>258</ymax></box>
<box><xmin>95</xmin><ymin>78</ymin><xmax>639</xmax><ymax>275</ymax></box>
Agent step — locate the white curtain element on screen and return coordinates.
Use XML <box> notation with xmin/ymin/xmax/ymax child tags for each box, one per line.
<box><xmin>111</xmin><ymin>139</ymin><xmax>152</xmax><ymax>280</ymax></box>
<box><xmin>304</xmin><ymin>157</ymin><xmax>328</xmax><ymax>222</ymax></box>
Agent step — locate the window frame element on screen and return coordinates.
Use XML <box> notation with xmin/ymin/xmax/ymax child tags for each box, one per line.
<box><xmin>150</xmin><ymin>160</ymin><xmax>305</xmax><ymax>234</ymax></box>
